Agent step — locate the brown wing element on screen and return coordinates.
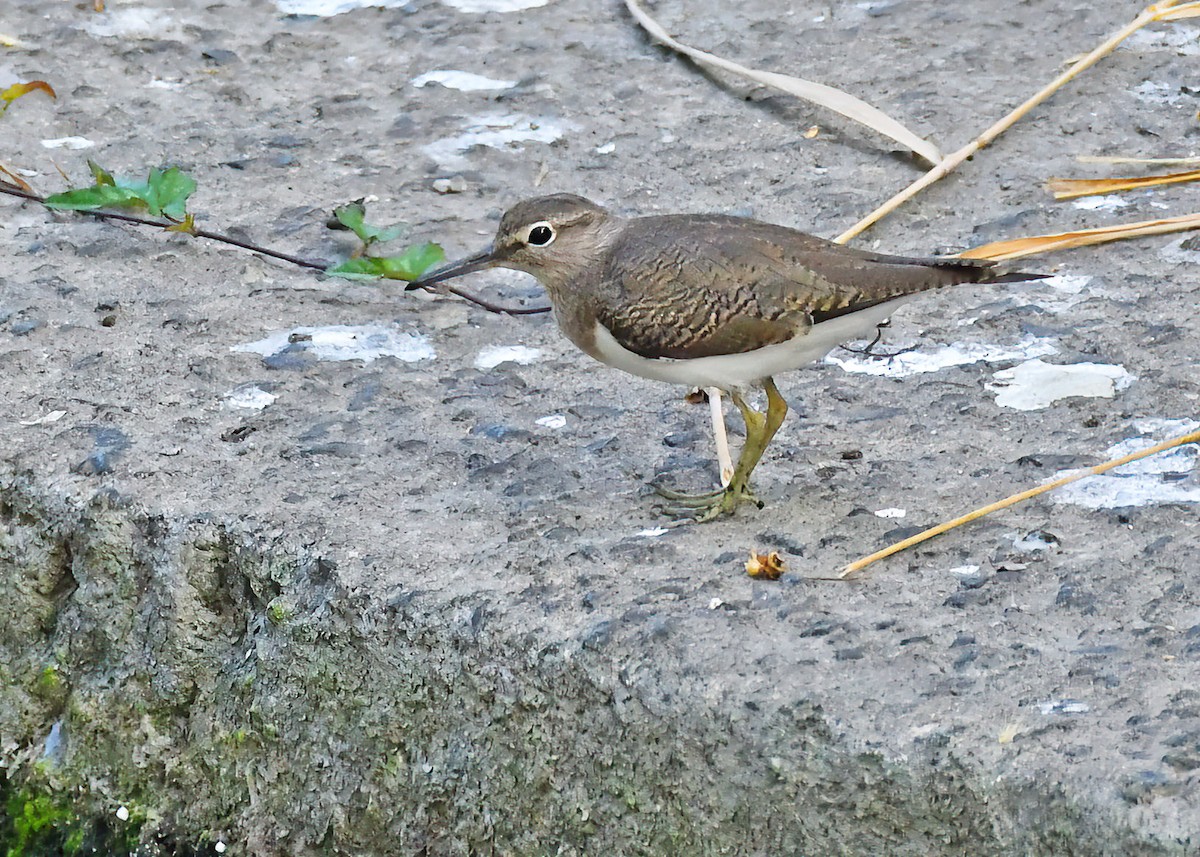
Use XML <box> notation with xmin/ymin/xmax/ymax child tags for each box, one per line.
<box><xmin>595</xmin><ymin>214</ymin><xmax>1013</xmax><ymax>360</ymax></box>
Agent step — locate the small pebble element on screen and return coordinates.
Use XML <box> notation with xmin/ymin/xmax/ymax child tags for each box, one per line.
<box><xmin>433</xmin><ymin>176</ymin><xmax>467</xmax><ymax>194</ymax></box>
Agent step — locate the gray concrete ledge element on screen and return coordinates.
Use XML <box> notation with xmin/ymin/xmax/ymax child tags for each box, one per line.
<box><xmin>0</xmin><ymin>474</ymin><xmax>1181</xmax><ymax>855</ymax></box>
<box><xmin>3</xmin><ymin>0</ymin><xmax>1199</xmax><ymax>853</ymax></box>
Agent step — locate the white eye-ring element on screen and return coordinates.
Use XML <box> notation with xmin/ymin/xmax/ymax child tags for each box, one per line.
<box><xmin>525</xmin><ymin>221</ymin><xmax>556</xmax><ymax>247</ymax></box>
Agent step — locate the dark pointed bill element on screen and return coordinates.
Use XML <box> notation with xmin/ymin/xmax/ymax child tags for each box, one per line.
<box><xmin>405</xmin><ymin>246</ymin><xmax>495</xmax><ymax>290</ymax></box>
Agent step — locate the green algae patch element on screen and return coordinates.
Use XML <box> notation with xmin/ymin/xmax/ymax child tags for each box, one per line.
<box><xmin>31</xmin><ymin>667</ymin><xmax>66</xmax><ymax>709</ymax></box>
<box><xmin>0</xmin><ymin>777</ymin><xmax>152</xmax><ymax>857</ymax></box>
<box><xmin>1</xmin><ymin>783</ymin><xmax>82</xmax><ymax>857</ymax></box>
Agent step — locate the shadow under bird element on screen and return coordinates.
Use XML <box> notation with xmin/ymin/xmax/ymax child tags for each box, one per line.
<box><xmin>409</xmin><ymin>194</ymin><xmax>1044</xmax><ymax>521</ymax></box>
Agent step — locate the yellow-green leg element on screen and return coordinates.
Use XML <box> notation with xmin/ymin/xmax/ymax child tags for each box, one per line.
<box><xmin>657</xmin><ymin>377</ymin><xmax>789</xmax><ymax>521</ymax></box>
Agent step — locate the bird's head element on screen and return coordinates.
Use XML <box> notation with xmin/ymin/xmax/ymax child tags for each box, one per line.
<box><xmin>408</xmin><ymin>194</ymin><xmax>618</xmax><ymax>294</ymax></box>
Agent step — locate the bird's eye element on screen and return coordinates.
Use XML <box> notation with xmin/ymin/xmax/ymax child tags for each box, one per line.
<box><xmin>526</xmin><ymin>222</ymin><xmax>556</xmax><ymax>247</ymax></box>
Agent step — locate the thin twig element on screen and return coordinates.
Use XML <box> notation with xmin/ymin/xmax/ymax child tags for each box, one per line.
<box><xmin>193</xmin><ymin>226</ymin><xmax>326</xmax><ymax>270</ymax></box>
<box><xmin>834</xmin><ymin>0</ymin><xmax>1200</xmax><ymax>244</ymax></box>
<box><xmin>0</xmin><ymin>180</ymin><xmax>550</xmax><ymax>316</ymax></box>
<box><xmin>705</xmin><ymin>387</ymin><xmax>734</xmax><ymax>487</ymax></box>
<box><xmin>841</xmin><ymin>428</ymin><xmax>1200</xmax><ymax>578</ymax></box>
<box><xmin>417</xmin><ymin>282</ymin><xmax>550</xmax><ymax>316</ymax></box>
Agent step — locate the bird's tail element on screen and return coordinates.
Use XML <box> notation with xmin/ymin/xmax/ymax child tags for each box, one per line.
<box><xmin>913</xmin><ymin>256</ymin><xmax>1049</xmax><ymax>285</ymax></box>
<box><xmin>981</xmin><ymin>269</ymin><xmax>1052</xmax><ymax>284</ymax></box>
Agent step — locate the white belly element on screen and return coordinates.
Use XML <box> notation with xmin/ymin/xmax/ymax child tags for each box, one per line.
<box><xmin>587</xmin><ymin>297</ymin><xmax>915</xmax><ymax>390</ymax></box>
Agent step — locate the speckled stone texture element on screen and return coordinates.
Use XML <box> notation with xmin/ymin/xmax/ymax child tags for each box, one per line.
<box><xmin>1</xmin><ymin>0</ymin><xmax>1199</xmax><ymax>853</ymax></box>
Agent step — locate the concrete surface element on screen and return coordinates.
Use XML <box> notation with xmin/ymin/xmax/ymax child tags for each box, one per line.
<box><xmin>2</xmin><ymin>0</ymin><xmax>1199</xmax><ymax>853</ymax></box>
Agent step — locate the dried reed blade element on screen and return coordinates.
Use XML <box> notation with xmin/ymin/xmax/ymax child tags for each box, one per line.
<box><xmin>834</xmin><ymin>0</ymin><xmax>1196</xmax><ymax>244</ymax></box>
<box><xmin>1047</xmin><ymin>168</ymin><xmax>1200</xmax><ymax>199</ymax></box>
<box><xmin>706</xmin><ymin>388</ymin><xmax>734</xmax><ymax>488</ymax></box>
<box><xmin>959</xmin><ymin>211</ymin><xmax>1200</xmax><ymax>261</ymax></box>
<box><xmin>1077</xmin><ymin>155</ymin><xmax>1200</xmax><ymax>166</ymax></box>
<box><xmin>622</xmin><ymin>0</ymin><xmax>942</xmax><ymax>165</ymax></box>
<box><xmin>1157</xmin><ymin>1</ymin><xmax>1200</xmax><ymax>20</ymax></box>
<box><xmin>841</xmin><ymin>428</ymin><xmax>1200</xmax><ymax>578</ymax></box>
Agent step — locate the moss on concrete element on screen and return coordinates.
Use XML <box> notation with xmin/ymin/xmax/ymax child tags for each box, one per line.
<box><xmin>0</xmin><ymin>475</ymin><xmax>1185</xmax><ymax>855</ymax></box>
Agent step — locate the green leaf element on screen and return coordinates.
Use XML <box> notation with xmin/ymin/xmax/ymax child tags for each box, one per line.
<box><xmin>87</xmin><ymin>160</ymin><xmax>116</xmax><ymax>187</ymax></box>
<box><xmin>326</xmin><ymin>242</ymin><xmax>444</xmax><ymax>281</ymax></box>
<box><xmin>332</xmin><ymin>201</ymin><xmax>367</xmax><ymax>235</ymax></box>
<box><xmin>44</xmin><ymin>185</ymin><xmax>147</xmax><ymax>212</ymax></box>
<box><xmin>370</xmin><ymin>223</ymin><xmax>408</xmax><ymax>244</ymax></box>
<box><xmin>44</xmin><ymin>165</ymin><xmax>196</xmax><ymax>219</ymax></box>
<box><xmin>332</xmin><ymin>200</ymin><xmax>407</xmax><ymax>246</ymax></box>
<box><xmin>141</xmin><ymin>166</ymin><xmax>196</xmax><ymax>219</ymax></box>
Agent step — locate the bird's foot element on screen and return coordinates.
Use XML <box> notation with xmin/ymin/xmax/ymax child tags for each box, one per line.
<box><xmin>654</xmin><ymin>482</ymin><xmax>763</xmax><ymax>522</ymax></box>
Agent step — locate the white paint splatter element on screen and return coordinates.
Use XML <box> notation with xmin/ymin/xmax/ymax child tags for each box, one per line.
<box><xmin>595</xmin><ymin>142</ymin><xmax>616</xmax><ymax>154</ymax></box>
<box><xmin>41</xmin><ymin>136</ymin><xmax>94</xmax><ymax>150</ymax></box>
<box><xmin>1039</xmin><ymin>699</ymin><xmax>1089</xmax><ymax>716</ymax></box>
<box><xmin>1052</xmin><ymin>421</ymin><xmax>1200</xmax><ymax>510</ymax></box>
<box><xmin>989</xmin><ymin>358</ymin><xmax>1133</xmax><ymax>411</ymax></box>
<box><xmin>19</xmin><ymin>410</ymin><xmax>66</xmax><ymax>426</ymax></box>
<box><xmin>84</xmin><ymin>8</ymin><xmax>179</xmax><ymax>38</ymax></box>
<box><xmin>1132</xmin><ymin>418</ymin><xmax>1200</xmax><ymax>438</ymax></box>
<box><xmin>232</xmin><ymin>324</ymin><xmax>435</xmax><ymax>363</ymax></box>
<box><xmin>1030</xmin><ymin>273</ymin><xmax>1094</xmax><ymax>313</ymax></box>
<box><xmin>1123</xmin><ymin>26</ymin><xmax>1200</xmax><ymax>56</ymax></box>
<box><xmin>276</xmin><ymin>0</ymin><xmax>406</xmax><ymax>14</ymax></box>
<box><xmin>422</xmin><ymin>113</ymin><xmax>571</xmax><ymax>170</ymax></box>
<box><xmin>412</xmin><ymin>70</ymin><xmax>517</xmax><ymax>92</ymax></box>
<box><xmin>42</xmin><ymin>721</ymin><xmax>62</xmax><ymax>759</ymax></box>
<box><xmin>826</xmin><ymin>335</ymin><xmax>1057</xmax><ymax>378</ymax></box>
<box><xmin>224</xmin><ymin>386</ymin><xmax>278</xmax><ymax>410</ymax></box>
<box><xmin>1132</xmin><ymin>80</ymin><xmax>1183</xmax><ymax>105</ymax></box>
<box><xmin>874</xmin><ymin>507</ymin><xmax>906</xmax><ymax>519</ymax></box>
<box><xmin>474</xmin><ymin>344</ymin><xmax>542</xmax><ymax>370</ymax></box>
<box><xmin>441</xmin><ymin>0</ymin><xmax>550</xmax><ymax>11</ymax></box>
<box><xmin>1160</xmin><ymin>236</ymin><xmax>1200</xmax><ymax>266</ymax></box>
<box><xmin>1072</xmin><ymin>194</ymin><xmax>1130</xmax><ymax>211</ymax></box>
<box><xmin>536</xmin><ymin>414</ymin><xmax>567</xmax><ymax>429</ymax></box>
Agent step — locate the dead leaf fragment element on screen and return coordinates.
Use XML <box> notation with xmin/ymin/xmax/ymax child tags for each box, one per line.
<box><xmin>745</xmin><ymin>550</ymin><xmax>785</xmax><ymax>581</ymax></box>
<box><xmin>165</xmin><ymin>213</ymin><xmax>197</xmax><ymax>235</ymax></box>
<box><xmin>998</xmin><ymin>723</ymin><xmax>1021</xmax><ymax>744</ymax></box>
<box><xmin>0</xmin><ymin>80</ymin><xmax>56</xmax><ymax>114</ymax></box>
<box><xmin>622</xmin><ymin>0</ymin><xmax>941</xmax><ymax>165</ymax></box>
<box><xmin>0</xmin><ymin>163</ymin><xmax>33</xmax><ymax>192</ymax></box>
